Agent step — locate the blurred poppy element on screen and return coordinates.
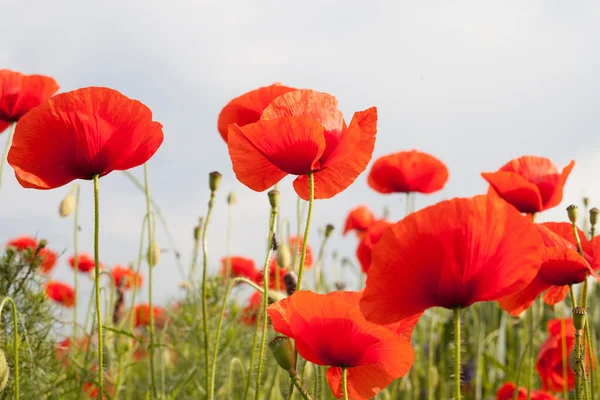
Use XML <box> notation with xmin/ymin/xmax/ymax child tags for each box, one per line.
<box><xmin>111</xmin><ymin>264</ymin><xmax>142</xmax><ymax>289</ymax></box>
<box><xmin>0</xmin><ymin>69</ymin><xmax>59</xmax><ymax>123</ymax></box>
<box><xmin>481</xmin><ymin>156</ymin><xmax>574</xmax><ymax>214</ymax></box>
<box><xmin>289</xmin><ymin>236</ymin><xmax>313</xmax><ymax>268</ymax></box>
<box><xmin>356</xmin><ymin>220</ymin><xmax>393</xmax><ymax>273</ymax></box>
<box><xmin>367</xmin><ymin>150</ymin><xmax>448</xmax><ymax>194</ymax></box>
<box><xmin>7</xmin><ymin>235</ymin><xmax>37</xmax><ymax>251</ymax></box>
<box><xmin>217</xmin><ymin>83</ymin><xmax>296</xmax><ymax>142</ymax></box>
<box><xmin>46</xmin><ymin>281</ymin><xmax>75</xmax><ymax>307</ymax></box>
<box><xmin>496</xmin><ymin>382</ymin><xmax>558</xmax><ymax>400</ymax></box>
<box><xmin>82</xmin><ymin>367</ymin><xmax>113</xmax><ymax>399</ymax></box>
<box><xmin>256</xmin><ymin>263</ymin><xmax>288</xmax><ymax>291</ymax></box>
<box><xmin>269</xmin><ymin>290</ymin><xmax>414</xmax><ymax>399</ymax></box>
<box><xmin>241</xmin><ymin>291</ymin><xmax>262</xmax><ymax>326</ymax></box>
<box><xmin>7</xmin><ymin>86</ymin><xmax>163</xmax><ymax>190</ymax></box>
<box><xmin>69</xmin><ymin>253</ymin><xmax>97</xmax><ymax>273</ymax></box>
<box><xmin>536</xmin><ymin>318</ymin><xmax>575</xmax><ymax>392</ymax></box>
<box><xmin>343</xmin><ymin>205</ymin><xmax>376</xmax><ymax>236</ymax></box>
<box><xmin>499</xmin><ymin>222</ymin><xmax>599</xmax><ymax>315</ymax></box>
<box><xmin>133</xmin><ymin>304</ymin><xmax>167</xmax><ymax>328</ymax></box>
<box><xmin>55</xmin><ymin>336</ymin><xmax>90</xmax><ymax>367</ymax></box>
<box><xmin>220</xmin><ymin>256</ymin><xmax>258</xmax><ymax>281</ymax></box>
<box><xmin>228</xmin><ymin>89</ymin><xmax>377</xmax><ymax>200</ymax></box>
<box><xmin>38</xmin><ymin>248</ymin><xmax>58</xmax><ymax>274</ymax></box>
<box><xmin>360</xmin><ymin>195</ymin><xmax>544</xmax><ymax>323</ymax></box>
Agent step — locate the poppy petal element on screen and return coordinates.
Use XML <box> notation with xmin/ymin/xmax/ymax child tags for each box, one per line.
<box><xmin>326</xmin><ymin>363</ymin><xmax>403</xmax><ymax>400</ymax></box>
<box><xmin>497</xmin><ymin>275</ymin><xmax>551</xmax><ymax>316</ymax></box>
<box><xmin>543</xmin><ymin>286</ymin><xmax>569</xmax><ymax>305</ymax></box>
<box><xmin>293</xmin><ymin>107</ymin><xmax>377</xmax><ymax>200</ymax></box>
<box><xmin>543</xmin><ymin>160</ymin><xmax>574</xmax><ymax>209</ymax></box>
<box><xmin>0</xmin><ymin>120</ymin><xmax>9</xmax><ymax>134</ymax></box>
<box><xmin>0</xmin><ymin>70</ymin><xmax>59</xmax><ymax>121</ymax></box>
<box><xmin>481</xmin><ymin>171</ymin><xmax>544</xmax><ymax>214</ymax></box>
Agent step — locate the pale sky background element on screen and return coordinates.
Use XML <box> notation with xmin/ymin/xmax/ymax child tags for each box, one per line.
<box><xmin>1</xmin><ymin>0</ymin><xmax>600</xmax><ymax>324</ymax></box>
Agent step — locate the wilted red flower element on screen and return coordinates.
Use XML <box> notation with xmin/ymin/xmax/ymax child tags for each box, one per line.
<box><xmin>68</xmin><ymin>253</ymin><xmax>97</xmax><ymax>273</ymax></box>
<box><xmin>481</xmin><ymin>156</ymin><xmax>574</xmax><ymax>214</ymax></box>
<box><xmin>228</xmin><ymin>89</ymin><xmax>377</xmax><ymax>200</ymax></box>
<box><xmin>220</xmin><ymin>256</ymin><xmax>258</xmax><ymax>281</ymax></box>
<box><xmin>360</xmin><ymin>195</ymin><xmax>544</xmax><ymax>323</ymax></box>
<box><xmin>7</xmin><ymin>86</ymin><xmax>164</xmax><ymax>190</ymax></box>
<box><xmin>0</xmin><ymin>69</ymin><xmax>59</xmax><ymax>123</ymax></box>
<box><xmin>111</xmin><ymin>265</ymin><xmax>142</xmax><ymax>289</ymax></box>
<box><xmin>367</xmin><ymin>150</ymin><xmax>449</xmax><ymax>194</ymax></box>
<box><xmin>46</xmin><ymin>281</ymin><xmax>75</xmax><ymax>307</ymax></box>
<box><xmin>133</xmin><ymin>304</ymin><xmax>167</xmax><ymax>328</ymax></box>
<box><xmin>499</xmin><ymin>222</ymin><xmax>599</xmax><ymax>315</ymax></box>
<box><xmin>537</xmin><ymin>318</ymin><xmax>575</xmax><ymax>392</ymax></box>
<box><xmin>38</xmin><ymin>248</ymin><xmax>58</xmax><ymax>274</ymax></box>
<box><xmin>496</xmin><ymin>382</ymin><xmax>559</xmax><ymax>400</ymax></box>
<box><xmin>343</xmin><ymin>205</ymin><xmax>376</xmax><ymax>236</ymax></box>
<box><xmin>268</xmin><ymin>290</ymin><xmax>415</xmax><ymax>400</ymax></box>
<box><xmin>356</xmin><ymin>220</ymin><xmax>393</xmax><ymax>273</ymax></box>
<box><xmin>217</xmin><ymin>83</ymin><xmax>296</xmax><ymax>142</ymax></box>
<box><xmin>256</xmin><ymin>263</ymin><xmax>288</xmax><ymax>291</ymax></box>
<box><xmin>240</xmin><ymin>291</ymin><xmax>262</xmax><ymax>326</ymax></box>
<box><xmin>7</xmin><ymin>235</ymin><xmax>37</xmax><ymax>251</ymax></box>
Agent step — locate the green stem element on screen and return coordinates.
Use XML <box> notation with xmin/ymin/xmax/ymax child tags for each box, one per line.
<box><xmin>143</xmin><ymin>164</ymin><xmax>158</xmax><ymax>398</ymax></box>
<box><xmin>0</xmin><ymin>123</ymin><xmax>15</xmax><ymax>203</ymax></box>
<box><xmin>202</xmin><ymin>188</ymin><xmax>216</xmax><ymax>397</ymax></box>
<box><xmin>225</xmin><ymin>200</ymin><xmax>234</xmax><ymax>282</ymax></box>
<box><xmin>526</xmin><ymin>307</ymin><xmax>533</xmax><ymax>400</ymax></box>
<box><xmin>190</xmin><ymin>218</ymin><xmax>202</xmax><ymax>282</ymax></box>
<box><xmin>454</xmin><ymin>308</ymin><xmax>461</xmax><ymax>400</ymax></box>
<box><xmin>255</xmin><ymin>199</ymin><xmax>278</xmax><ymax>400</ymax></box>
<box><xmin>227</xmin><ymin>358</ymin><xmax>245</xmax><ymax>398</ymax></box>
<box><xmin>427</xmin><ymin>314</ymin><xmax>436</xmax><ymax>400</ymax></box>
<box><xmin>341</xmin><ymin>367</ymin><xmax>349</xmax><ymax>400</ymax></box>
<box><xmin>0</xmin><ymin>297</ymin><xmax>19</xmax><ymax>399</ymax></box>
<box><xmin>562</xmin><ymin>319</ymin><xmax>569</xmax><ymax>400</ymax></box>
<box><xmin>575</xmin><ymin>329</ymin><xmax>584</xmax><ymax>400</ymax></box>
<box><xmin>92</xmin><ymin>175</ymin><xmax>104</xmax><ymax>400</ymax></box>
<box><xmin>293</xmin><ymin>196</ymin><xmax>303</xmax><ymax>269</ymax></box>
<box><xmin>297</xmin><ymin>172</ymin><xmax>314</xmax><ymax>291</ymax></box>
<box><xmin>586</xmin><ymin>319</ymin><xmax>597</xmax><ymax>400</ymax></box>
<box><xmin>73</xmin><ymin>184</ymin><xmax>80</xmax><ymax>339</ymax></box>
<box><xmin>244</xmin><ymin>310</ymin><xmax>261</xmax><ymax>400</ymax></box>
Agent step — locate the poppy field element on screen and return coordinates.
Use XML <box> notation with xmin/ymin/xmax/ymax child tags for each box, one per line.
<box><xmin>0</xmin><ymin>68</ymin><xmax>597</xmax><ymax>400</ymax></box>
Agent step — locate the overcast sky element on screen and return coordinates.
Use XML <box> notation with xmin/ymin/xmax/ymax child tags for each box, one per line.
<box><xmin>2</xmin><ymin>0</ymin><xmax>600</xmax><ymax>323</ymax></box>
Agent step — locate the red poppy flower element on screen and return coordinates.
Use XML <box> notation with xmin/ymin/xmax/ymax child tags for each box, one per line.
<box><xmin>359</xmin><ymin>195</ymin><xmax>544</xmax><ymax>323</ymax></box>
<box><xmin>7</xmin><ymin>86</ymin><xmax>164</xmax><ymax>190</ymax></box>
<box><xmin>217</xmin><ymin>83</ymin><xmax>296</xmax><ymax>142</ymax></box>
<box><xmin>481</xmin><ymin>156</ymin><xmax>575</xmax><ymax>214</ymax></box>
<box><xmin>220</xmin><ymin>256</ymin><xmax>258</xmax><ymax>281</ymax></box>
<box><xmin>289</xmin><ymin>236</ymin><xmax>313</xmax><ymax>268</ymax></box>
<box><xmin>367</xmin><ymin>150</ymin><xmax>449</xmax><ymax>194</ymax></box>
<box><xmin>228</xmin><ymin>89</ymin><xmax>378</xmax><ymax>200</ymax></box>
<box><xmin>0</xmin><ymin>121</ymin><xmax>9</xmax><ymax>134</ymax></box>
<box><xmin>133</xmin><ymin>304</ymin><xmax>166</xmax><ymax>328</ymax></box>
<box><xmin>7</xmin><ymin>235</ymin><xmax>37</xmax><ymax>251</ymax></box>
<box><xmin>241</xmin><ymin>291</ymin><xmax>262</xmax><ymax>326</ymax></box>
<box><xmin>536</xmin><ymin>318</ymin><xmax>575</xmax><ymax>392</ymax></box>
<box><xmin>111</xmin><ymin>264</ymin><xmax>142</xmax><ymax>289</ymax></box>
<box><xmin>499</xmin><ymin>222</ymin><xmax>599</xmax><ymax>315</ymax></box>
<box><xmin>268</xmin><ymin>290</ymin><xmax>415</xmax><ymax>400</ymax></box>
<box><xmin>343</xmin><ymin>205</ymin><xmax>376</xmax><ymax>236</ymax></box>
<box><xmin>46</xmin><ymin>281</ymin><xmax>75</xmax><ymax>307</ymax></box>
<box><xmin>0</xmin><ymin>69</ymin><xmax>59</xmax><ymax>122</ymax></box>
<box><xmin>68</xmin><ymin>253</ymin><xmax>97</xmax><ymax>273</ymax></box>
<box><xmin>256</xmin><ymin>263</ymin><xmax>288</xmax><ymax>291</ymax></box>
<box><xmin>356</xmin><ymin>220</ymin><xmax>393</xmax><ymax>273</ymax></box>
<box><xmin>38</xmin><ymin>248</ymin><xmax>58</xmax><ymax>274</ymax></box>
<box><xmin>496</xmin><ymin>382</ymin><xmax>559</xmax><ymax>400</ymax></box>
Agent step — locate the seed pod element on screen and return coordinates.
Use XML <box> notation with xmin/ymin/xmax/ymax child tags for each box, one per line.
<box><xmin>147</xmin><ymin>242</ymin><xmax>160</xmax><ymax>267</ymax></box>
<box><xmin>59</xmin><ymin>192</ymin><xmax>76</xmax><ymax>217</ymax></box>
<box><xmin>573</xmin><ymin>306</ymin><xmax>587</xmax><ymax>330</ymax></box>
<box><xmin>269</xmin><ymin>336</ymin><xmax>296</xmax><ymax>374</ymax></box>
<box><xmin>566</xmin><ymin>205</ymin><xmax>578</xmax><ymax>224</ymax></box>
<box><xmin>209</xmin><ymin>171</ymin><xmax>222</xmax><ymax>192</ymax></box>
<box><xmin>276</xmin><ymin>243</ymin><xmax>292</xmax><ymax>269</ymax></box>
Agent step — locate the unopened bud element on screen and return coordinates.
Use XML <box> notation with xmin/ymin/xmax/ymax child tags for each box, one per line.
<box><xmin>269</xmin><ymin>336</ymin><xmax>296</xmax><ymax>374</ymax></box>
<box><xmin>59</xmin><ymin>192</ymin><xmax>76</xmax><ymax>217</ymax></box>
<box><xmin>227</xmin><ymin>192</ymin><xmax>237</xmax><ymax>205</ymax></box>
<box><xmin>573</xmin><ymin>306</ymin><xmax>587</xmax><ymax>330</ymax></box>
<box><xmin>325</xmin><ymin>224</ymin><xmax>334</xmax><ymax>238</ymax></box>
<box><xmin>283</xmin><ymin>271</ymin><xmax>297</xmax><ymax>296</ymax></box>
<box><xmin>147</xmin><ymin>242</ymin><xmax>161</xmax><ymax>267</ymax></box>
<box><xmin>567</xmin><ymin>205</ymin><xmax>578</xmax><ymax>224</ymax></box>
<box><xmin>584</xmin><ymin>197</ymin><xmax>590</xmax><ymax>207</ymax></box>
<box><xmin>276</xmin><ymin>243</ymin><xmax>292</xmax><ymax>269</ymax></box>
<box><xmin>268</xmin><ymin>190</ymin><xmax>280</xmax><ymax>209</ymax></box>
<box><xmin>0</xmin><ymin>349</ymin><xmax>8</xmax><ymax>392</ymax></box>
<box><xmin>209</xmin><ymin>171</ymin><xmax>222</xmax><ymax>192</ymax></box>
<box><xmin>268</xmin><ymin>291</ymin><xmax>287</xmax><ymax>304</ymax></box>
<box><xmin>193</xmin><ymin>226</ymin><xmax>201</xmax><ymax>241</ymax></box>
<box><xmin>590</xmin><ymin>208</ymin><xmax>599</xmax><ymax>227</ymax></box>
<box><xmin>38</xmin><ymin>239</ymin><xmax>47</xmax><ymax>249</ymax></box>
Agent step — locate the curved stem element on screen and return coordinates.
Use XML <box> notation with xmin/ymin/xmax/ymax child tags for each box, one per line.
<box><xmin>526</xmin><ymin>307</ymin><xmax>533</xmax><ymax>400</ymax></box>
<box><xmin>92</xmin><ymin>175</ymin><xmax>104</xmax><ymax>400</ymax></box>
<box><xmin>73</xmin><ymin>184</ymin><xmax>80</xmax><ymax>338</ymax></box>
<box><xmin>0</xmin><ymin>297</ymin><xmax>19</xmax><ymax>399</ymax></box>
<box><xmin>143</xmin><ymin>164</ymin><xmax>158</xmax><ymax>398</ymax></box>
<box><xmin>255</xmin><ymin>200</ymin><xmax>278</xmax><ymax>400</ymax></box>
<box><xmin>0</xmin><ymin>123</ymin><xmax>15</xmax><ymax>204</ymax></box>
<box><xmin>341</xmin><ymin>367</ymin><xmax>349</xmax><ymax>400</ymax></box>
<box><xmin>202</xmin><ymin>188</ymin><xmax>216</xmax><ymax>396</ymax></box>
<box><xmin>227</xmin><ymin>357</ymin><xmax>245</xmax><ymax>398</ymax></box>
<box><xmin>454</xmin><ymin>308</ymin><xmax>461</xmax><ymax>400</ymax></box>
<box><xmin>297</xmin><ymin>172</ymin><xmax>314</xmax><ymax>291</ymax></box>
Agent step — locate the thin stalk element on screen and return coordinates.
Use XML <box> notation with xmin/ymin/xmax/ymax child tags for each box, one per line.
<box><xmin>297</xmin><ymin>172</ymin><xmax>314</xmax><ymax>291</ymax></box>
<box><xmin>129</xmin><ymin>214</ymin><xmax>148</xmax><ymax>329</ymax></box>
<box><xmin>512</xmin><ymin>343</ymin><xmax>530</xmax><ymax>400</ymax></box>
<box><xmin>227</xmin><ymin>358</ymin><xmax>245</xmax><ymax>398</ymax></box>
<box><xmin>0</xmin><ymin>297</ymin><xmax>20</xmax><ymax>399</ymax></box>
<box><xmin>190</xmin><ymin>218</ymin><xmax>202</xmax><ymax>281</ymax></box>
<box><xmin>293</xmin><ymin>196</ymin><xmax>302</xmax><ymax>268</ymax></box>
<box><xmin>92</xmin><ymin>175</ymin><xmax>104</xmax><ymax>400</ymax></box>
<box><xmin>225</xmin><ymin>199</ymin><xmax>235</xmax><ymax>282</ymax></box>
<box><xmin>341</xmin><ymin>367</ymin><xmax>349</xmax><ymax>400</ymax></box>
<box><xmin>73</xmin><ymin>184</ymin><xmax>80</xmax><ymax>338</ymax></box>
<box><xmin>562</xmin><ymin>319</ymin><xmax>569</xmax><ymax>400</ymax></box>
<box><xmin>575</xmin><ymin>329</ymin><xmax>585</xmax><ymax>400</ymax></box>
<box><xmin>427</xmin><ymin>314</ymin><xmax>436</xmax><ymax>400</ymax></box>
<box><xmin>244</xmin><ymin>311</ymin><xmax>261</xmax><ymax>400</ymax></box>
<box><xmin>586</xmin><ymin>321</ymin><xmax>597</xmax><ymax>400</ymax></box>
<box><xmin>454</xmin><ymin>308</ymin><xmax>461</xmax><ymax>400</ymax></box>
<box><xmin>0</xmin><ymin>123</ymin><xmax>15</xmax><ymax>203</ymax></box>
<box><xmin>527</xmin><ymin>307</ymin><xmax>534</xmax><ymax>400</ymax></box>
<box><xmin>143</xmin><ymin>164</ymin><xmax>158</xmax><ymax>398</ymax></box>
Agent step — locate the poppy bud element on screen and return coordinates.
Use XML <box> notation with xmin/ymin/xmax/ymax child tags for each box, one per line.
<box><xmin>573</xmin><ymin>306</ymin><xmax>587</xmax><ymax>330</ymax></box>
<box><xmin>209</xmin><ymin>171</ymin><xmax>222</xmax><ymax>192</ymax></box>
<box><xmin>283</xmin><ymin>271</ymin><xmax>297</xmax><ymax>296</ymax></box>
<box><xmin>59</xmin><ymin>192</ymin><xmax>76</xmax><ymax>217</ymax></box>
<box><xmin>276</xmin><ymin>243</ymin><xmax>292</xmax><ymax>269</ymax></box>
<box><xmin>37</xmin><ymin>239</ymin><xmax>47</xmax><ymax>250</ymax></box>
<box><xmin>147</xmin><ymin>242</ymin><xmax>160</xmax><ymax>267</ymax></box>
<box><xmin>584</xmin><ymin>197</ymin><xmax>590</xmax><ymax>207</ymax></box>
<box><xmin>0</xmin><ymin>349</ymin><xmax>8</xmax><ymax>392</ymax></box>
<box><xmin>268</xmin><ymin>291</ymin><xmax>287</xmax><ymax>304</ymax></box>
<box><xmin>269</xmin><ymin>336</ymin><xmax>296</xmax><ymax>374</ymax></box>
<box><xmin>590</xmin><ymin>208</ymin><xmax>599</xmax><ymax>227</ymax></box>
<box><xmin>325</xmin><ymin>224</ymin><xmax>334</xmax><ymax>238</ymax></box>
<box><xmin>268</xmin><ymin>190</ymin><xmax>280</xmax><ymax>209</ymax></box>
<box><xmin>566</xmin><ymin>205</ymin><xmax>578</xmax><ymax>224</ymax></box>
<box><xmin>193</xmin><ymin>226</ymin><xmax>201</xmax><ymax>241</ymax></box>
<box><xmin>227</xmin><ymin>192</ymin><xmax>237</xmax><ymax>205</ymax></box>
